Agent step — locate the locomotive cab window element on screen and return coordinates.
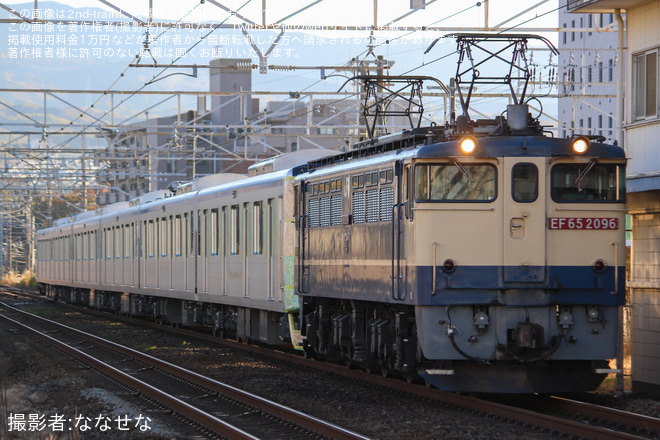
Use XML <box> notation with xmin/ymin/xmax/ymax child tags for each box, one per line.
<box><xmin>512</xmin><ymin>163</ymin><xmax>538</xmax><ymax>203</ymax></box>
<box><xmin>551</xmin><ymin>162</ymin><xmax>625</xmax><ymax>202</ymax></box>
<box><xmin>415</xmin><ymin>163</ymin><xmax>496</xmax><ymax>202</ymax></box>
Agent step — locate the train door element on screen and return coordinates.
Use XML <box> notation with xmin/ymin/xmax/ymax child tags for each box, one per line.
<box><xmin>269</xmin><ymin>198</ymin><xmax>279</xmax><ymax>301</ymax></box>
<box><xmin>502</xmin><ymin>157</ymin><xmax>546</xmax><ymax>283</ymax></box>
<box><xmin>243</xmin><ymin>202</ymin><xmax>249</xmax><ymax>296</ymax></box>
<box><xmin>185</xmin><ymin>211</ymin><xmax>193</xmax><ymax>293</ymax></box>
<box><xmin>296</xmin><ymin>181</ymin><xmax>309</xmax><ymax>294</ymax></box>
<box><xmin>221</xmin><ymin>207</ymin><xmax>227</xmax><ymax>294</ymax></box>
<box><xmin>197</xmin><ymin>209</ymin><xmax>208</xmax><ymax>294</ymax></box>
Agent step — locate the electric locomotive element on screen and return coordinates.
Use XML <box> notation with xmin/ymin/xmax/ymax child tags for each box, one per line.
<box><xmin>294</xmin><ymin>35</ymin><xmax>626</xmax><ymax>393</ymax></box>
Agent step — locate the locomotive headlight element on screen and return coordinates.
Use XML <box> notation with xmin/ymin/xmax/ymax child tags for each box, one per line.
<box><xmin>571</xmin><ymin>136</ymin><xmax>590</xmax><ymax>154</ymax></box>
<box><xmin>459</xmin><ymin>136</ymin><xmax>477</xmax><ymax>154</ymax></box>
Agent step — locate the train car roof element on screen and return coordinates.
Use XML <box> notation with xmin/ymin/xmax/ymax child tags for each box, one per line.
<box><xmin>414</xmin><ymin>136</ymin><xmax>626</xmax><ymax>160</ymax></box>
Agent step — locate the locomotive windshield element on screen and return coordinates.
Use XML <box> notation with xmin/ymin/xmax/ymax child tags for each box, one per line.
<box><xmin>551</xmin><ymin>163</ymin><xmax>626</xmax><ymax>202</ymax></box>
<box><xmin>415</xmin><ymin>163</ymin><xmax>496</xmax><ymax>202</ymax></box>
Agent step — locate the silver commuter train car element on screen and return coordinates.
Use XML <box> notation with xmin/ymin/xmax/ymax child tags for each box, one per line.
<box><xmin>36</xmin><ymin>149</ymin><xmax>338</xmax><ymax>345</ymax></box>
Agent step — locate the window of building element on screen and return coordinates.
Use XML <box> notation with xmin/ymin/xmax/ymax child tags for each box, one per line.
<box><xmin>571</xmin><ymin>20</ymin><xmax>575</xmax><ymax>42</ymax></box>
<box><xmin>609</xmin><ymin>59</ymin><xmax>614</xmax><ymax>82</ymax></box>
<box><xmin>318</xmin><ymin>127</ymin><xmax>336</xmax><ymax>135</ymax></box>
<box><xmin>633</xmin><ymin>49</ymin><xmax>658</xmax><ymax>120</ymax></box>
<box><xmin>579</xmin><ymin>17</ymin><xmax>583</xmax><ymax>39</ymax></box>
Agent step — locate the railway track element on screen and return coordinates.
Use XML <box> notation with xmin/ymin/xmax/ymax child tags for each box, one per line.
<box><xmin>0</xmin><ymin>300</ymin><xmax>371</xmax><ymax>440</ymax></box>
<box><xmin>2</xmin><ymin>287</ymin><xmax>659</xmax><ymax>440</ymax></box>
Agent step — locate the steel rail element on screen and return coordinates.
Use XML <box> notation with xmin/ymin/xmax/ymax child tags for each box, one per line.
<box><xmin>0</xmin><ymin>312</ymin><xmax>260</xmax><ymax>440</ymax></box>
<box><xmin>0</xmin><ymin>302</ymin><xmax>371</xmax><ymax>440</ymax></box>
<box><xmin>3</xmin><ymin>290</ymin><xmax>652</xmax><ymax>440</ymax></box>
<box><xmin>549</xmin><ymin>395</ymin><xmax>660</xmax><ymax>435</ymax></box>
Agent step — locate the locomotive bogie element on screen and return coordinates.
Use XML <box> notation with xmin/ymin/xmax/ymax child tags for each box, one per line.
<box><xmin>415</xmin><ymin>304</ymin><xmax>619</xmax><ymax>361</ymax></box>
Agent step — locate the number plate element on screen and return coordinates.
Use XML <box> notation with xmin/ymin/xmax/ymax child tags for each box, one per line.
<box><xmin>548</xmin><ymin>217</ymin><xmax>618</xmax><ymax>230</ymax></box>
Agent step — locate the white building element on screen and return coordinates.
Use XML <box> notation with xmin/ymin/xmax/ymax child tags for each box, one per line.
<box><xmin>558</xmin><ymin>2</ymin><xmax>622</xmax><ymax>143</ymax></box>
<box><xmin>570</xmin><ymin>0</ymin><xmax>660</xmax><ymax>393</ymax></box>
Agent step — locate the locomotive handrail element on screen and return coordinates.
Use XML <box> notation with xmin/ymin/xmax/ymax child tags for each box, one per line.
<box><xmin>611</xmin><ymin>242</ymin><xmax>618</xmax><ymax>296</ymax></box>
<box><xmin>297</xmin><ymin>214</ymin><xmax>310</xmax><ymax>294</ymax></box>
<box><xmin>391</xmin><ymin>203</ymin><xmax>406</xmax><ymax>302</ymax></box>
<box><xmin>432</xmin><ymin>242</ymin><xmax>438</xmax><ymax>295</ymax></box>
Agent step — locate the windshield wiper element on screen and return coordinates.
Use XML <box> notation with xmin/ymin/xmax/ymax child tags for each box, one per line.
<box><xmin>452</xmin><ymin>159</ymin><xmax>474</xmax><ymax>183</ymax></box>
<box><xmin>575</xmin><ymin>158</ymin><xmax>598</xmax><ymax>191</ymax></box>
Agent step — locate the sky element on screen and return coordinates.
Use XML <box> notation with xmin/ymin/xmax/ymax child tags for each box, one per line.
<box><xmin>1</xmin><ymin>0</ymin><xmax>562</xmax><ymax>123</ymax></box>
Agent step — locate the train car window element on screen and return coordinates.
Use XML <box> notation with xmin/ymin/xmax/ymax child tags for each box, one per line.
<box><xmin>352</xmin><ymin>174</ymin><xmax>364</xmax><ymax>189</ymax></box>
<box><xmin>155</xmin><ymin>219</ymin><xmax>160</xmax><ymax>258</ymax></box>
<box><xmin>512</xmin><ymin>163</ymin><xmax>538</xmax><ymax>203</ymax></box>
<box><xmin>230</xmin><ymin>205</ymin><xmax>240</xmax><ymax>255</ymax></box>
<box><xmin>210</xmin><ymin>209</ymin><xmax>219</xmax><ymax>256</ymax></box>
<box><xmin>186</xmin><ymin>212</ymin><xmax>193</xmax><ymax>257</ymax></box>
<box><xmin>379</xmin><ymin>187</ymin><xmax>394</xmax><ymax>221</ymax></box>
<box><xmin>106</xmin><ymin>228</ymin><xmax>113</xmax><ymax>260</ymax></box>
<box><xmin>147</xmin><ymin>220</ymin><xmax>154</xmax><ymax>258</ymax></box>
<box><xmin>199</xmin><ymin>210</ymin><xmax>208</xmax><ymax>257</ymax></box>
<box><xmin>174</xmin><ymin>216</ymin><xmax>182</xmax><ymax>257</ymax></box>
<box><xmin>267</xmin><ymin>199</ymin><xmax>275</xmax><ymax>258</ymax></box>
<box><xmin>82</xmin><ymin>232</ymin><xmax>88</xmax><ymax>261</ymax></box>
<box><xmin>243</xmin><ymin>203</ymin><xmax>250</xmax><ymax>258</ymax></box>
<box><xmin>331</xmin><ymin>195</ymin><xmax>342</xmax><ymax>225</ymax></box>
<box><xmin>125</xmin><ymin>224</ymin><xmax>131</xmax><ymax>259</ymax></box>
<box><xmin>253</xmin><ymin>202</ymin><xmax>263</xmax><ymax>255</ymax></box>
<box><xmin>380</xmin><ymin>169</ymin><xmax>394</xmax><ymax>184</ymax></box>
<box><xmin>132</xmin><ymin>223</ymin><xmax>137</xmax><ymax>259</ymax></box>
<box><xmin>352</xmin><ymin>191</ymin><xmax>365</xmax><ymax>224</ymax></box>
<box><xmin>320</xmin><ymin>196</ymin><xmax>331</xmax><ymax>227</ymax></box>
<box><xmin>161</xmin><ymin>217</ymin><xmax>168</xmax><ymax>257</ymax></box>
<box><xmin>309</xmin><ymin>198</ymin><xmax>320</xmax><ymax>228</ymax></box>
<box><xmin>366</xmin><ymin>189</ymin><xmax>379</xmax><ymax>222</ymax></box>
<box><xmin>91</xmin><ymin>231</ymin><xmax>96</xmax><ymax>261</ymax></box>
<box><xmin>117</xmin><ymin>226</ymin><xmax>123</xmax><ymax>260</ymax></box>
<box><xmin>551</xmin><ymin>163</ymin><xmax>626</xmax><ymax>202</ymax></box>
<box><xmin>221</xmin><ymin>207</ymin><xmax>227</xmax><ymax>257</ymax></box>
<box><xmin>415</xmin><ymin>163</ymin><xmax>497</xmax><ymax>202</ymax></box>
